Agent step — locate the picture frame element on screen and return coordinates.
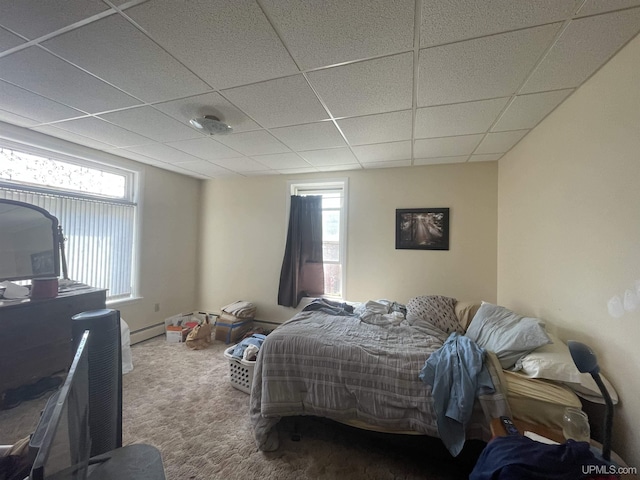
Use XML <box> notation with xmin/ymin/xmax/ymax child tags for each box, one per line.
<box><xmin>31</xmin><ymin>250</ymin><xmax>56</xmax><ymax>275</ymax></box>
<box><xmin>395</xmin><ymin>208</ymin><xmax>450</xmax><ymax>250</ymax></box>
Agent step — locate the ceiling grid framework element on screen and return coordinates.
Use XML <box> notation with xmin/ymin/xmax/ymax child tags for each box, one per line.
<box><xmin>0</xmin><ymin>0</ymin><xmax>639</xmax><ymax>179</ymax></box>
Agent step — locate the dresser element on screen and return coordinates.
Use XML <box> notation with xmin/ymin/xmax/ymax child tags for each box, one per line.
<box><xmin>0</xmin><ymin>287</ymin><xmax>107</xmax><ymax>395</ymax></box>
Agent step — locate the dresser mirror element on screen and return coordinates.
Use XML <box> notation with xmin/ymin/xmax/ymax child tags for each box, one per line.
<box><xmin>0</xmin><ymin>198</ymin><xmax>60</xmax><ymax>282</ymax></box>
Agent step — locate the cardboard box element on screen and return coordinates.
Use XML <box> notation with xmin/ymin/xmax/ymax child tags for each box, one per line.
<box><xmin>214</xmin><ymin>313</ymin><xmax>253</xmax><ymax>344</ymax></box>
<box><xmin>165</xmin><ymin>313</ymin><xmax>194</xmax><ymax>343</ymax></box>
<box><xmin>166</xmin><ymin>325</ymin><xmax>190</xmax><ymax>343</ymax></box>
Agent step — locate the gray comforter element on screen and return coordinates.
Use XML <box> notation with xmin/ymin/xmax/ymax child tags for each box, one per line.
<box><xmin>250</xmin><ymin>310</ymin><xmax>509</xmax><ymax>451</ymax></box>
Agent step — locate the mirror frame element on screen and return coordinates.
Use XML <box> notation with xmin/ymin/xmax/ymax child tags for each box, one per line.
<box><xmin>0</xmin><ymin>198</ymin><xmax>60</xmax><ymax>282</ymax></box>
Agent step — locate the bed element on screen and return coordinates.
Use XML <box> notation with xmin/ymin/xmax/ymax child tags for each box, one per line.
<box><xmin>249</xmin><ymin>296</ymin><xmax>605</xmax><ymax>454</ymax></box>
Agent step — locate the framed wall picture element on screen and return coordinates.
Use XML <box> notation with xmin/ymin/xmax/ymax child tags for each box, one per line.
<box><xmin>396</xmin><ymin>208</ymin><xmax>450</xmax><ymax>250</ymax></box>
<box><xmin>31</xmin><ymin>250</ymin><xmax>56</xmax><ymax>275</ymax></box>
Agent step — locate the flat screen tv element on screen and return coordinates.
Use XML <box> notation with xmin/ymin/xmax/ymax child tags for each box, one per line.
<box><xmin>29</xmin><ymin>330</ymin><xmax>91</xmax><ymax>480</ymax></box>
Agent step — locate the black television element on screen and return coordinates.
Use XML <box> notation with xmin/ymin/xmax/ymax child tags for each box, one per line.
<box><xmin>29</xmin><ymin>331</ymin><xmax>91</xmax><ymax>480</ymax></box>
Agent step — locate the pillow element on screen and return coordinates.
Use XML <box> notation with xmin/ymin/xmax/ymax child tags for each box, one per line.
<box><xmin>454</xmin><ymin>301</ymin><xmax>481</xmax><ymax>332</ymax></box>
<box><xmin>465</xmin><ymin>302</ymin><xmax>551</xmax><ymax>369</ymax></box>
<box><xmin>406</xmin><ymin>295</ymin><xmax>462</xmax><ymax>334</ymax></box>
<box><xmin>514</xmin><ymin>333</ymin><xmax>618</xmax><ymax>405</ymax></box>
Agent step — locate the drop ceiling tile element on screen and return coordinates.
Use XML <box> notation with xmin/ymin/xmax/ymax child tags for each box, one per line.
<box><xmin>0</xmin><ymin>80</ymin><xmax>85</xmax><ymax>123</ymax></box>
<box><xmin>414</xmin><ymin>156</ymin><xmax>470</xmax><ymax>165</ymax></box>
<box><xmin>492</xmin><ymin>89</ymin><xmax>574</xmax><ymax>131</ymax></box>
<box><xmin>337</xmin><ymin>110</ymin><xmax>412</xmax><ymax>145</ymax></box>
<box><xmin>363</xmin><ymin>159</ymin><xmax>412</xmax><ymax>169</ymax></box>
<box><xmin>99</xmin><ymin>107</ymin><xmax>201</xmax><ymax>143</ymax></box>
<box><xmin>108</xmin><ymin>149</ymin><xmax>168</xmax><ymax>166</ymax></box>
<box><xmin>298</xmin><ymin>147</ymin><xmax>358</xmax><ymax>166</ymax></box>
<box><xmin>307</xmin><ymin>53</ymin><xmax>413</xmax><ymax>118</ymax></box>
<box><xmin>31</xmin><ymin>124</ymin><xmax>116</xmax><ymax>150</ymax></box>
<box><xmin>316</xmin><ymin>164</ymin><xmax>362</xmax><ymax>172</ymax></box>
<box><xmin>183</xmin><ymin>172</ymin><xmax>210</xmax><ymax>179</ymax></box>
<box><xmin>0</xmin><ymin>0</ymin><xmax>109</xmax><ymax>39</ymax></box>
<box><xmin>415</xmin><ymin>98</ymin><xmax>509</xmax><ymax>139</ymax></box>
<box><xmin>149</xmin><ymin>161</ymin><xmax>197</xmax><ymax>176</ymax></box>
<box><xmin>174</xmin><ymin>160</ymin><xmax>233</xmax><ymax>175</ymax></box>
<box><xmin>242</xmin><ymin>170</ymin><xmax>279</xmax><ymax>176</ymax></box>
<box><xmin>125</xmin><ymin>143</ymin><xmax>202</xmax><ymax>164</ymax></box>
<box><xmin>420</xmin><ymin>0</ymin><xmax>578</xmax><ymax>47</ymax></box>
<box><xmin>469</xmin><ymin>154</ymin><xmax>504</xmax><ymax>162</ymax></box>
<box><xmin>520</xmin><ymin>8</ymin><xmax>640</xmax><ymax>93</ymax></box>
<box><xmin>474</xmin><ymin>130</ymin><xmax>528</xmax><ymax>154</ymax></box>
<box><xmin>414</xmin><ymin>135</ymin><xmax>484</xmax><ymax>157</ymax></box>
<box><xmin>126</xmin><ymin>0</ymin><xmax>298</xmax><ymax>88</ymax></box>
<box><xmin>270</xmin><ymin>122</ymin><xmax>345</xmax><ymax>151</ymax></box>
<box><xmin>221</xmin><ymin>75</ymin><xmax>327</xmax><ymax>128</ymax></box>
<box><xmin>277</xmin><ymin>167</ymin><xmax>319</xmax><ymax>174</ymax></box>
<box><xmin>207</xmin><ymin>156</ymin><xmax>268</xmax><ymax>172</ymax></box>
<box><xmin>352</xmin><ymin>141</ymin><xmax>411</xmax><ymax>163</ymax></box>
<box><xmin>251</xmin><ymin>152</ymin><xmax>310</xmax><ymax>169</ymax></box>
<box><xmin>576</xmin><ymin>0</ymin><xmax>640</xmax><ymax>16</ymax></box>
<box><xmin>216</xmin><ymin>130</ymin><xmax>290</xmax><ymax>156</ymax></box>
<box><xmin>0</xmin><ymin>47</ymin><xmax>140</xmax><ymax>113</ymax></box>
<box><xmin>52</xmin><ymin>117</ymin><xmax>152</xmax><ymax>147</ymax></box>
<box><xmin>260</xmin><ymin>0</ymin><xmax>414</xmax><ymax>69</ymax></box>
<box><xmin>0</xmin><ymin>110</ymin><xmax>37</xmax><ymax>127</ymax></box>
<box><xmin>417</xmin><ymin>24</ymin><xmax>560</xmax><ymax>106</ymax></box>
<box><xmin>166</xmin><ymin>137</ymin><xmax>243</xmax><ymax>161</ymax></box>
<box><xmin>153</xmin><ymin>92</ymin><xmax>260</xmax><ymax>134</ymax></box>
<box><xmin>0</xmin><ymin>27</ymin><xmax>25</xmax><ymax>52</ymax></box>
<box><xmin>42</xmin><ymin>15</ymin><xmax>210</xmax><ymax>103</ymax></box>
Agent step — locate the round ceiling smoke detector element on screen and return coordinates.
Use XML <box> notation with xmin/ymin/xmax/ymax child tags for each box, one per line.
<box><xmin>189</xmin><ymin>115</ymin><xmax>233</xmax><ymax>135</ymax></box>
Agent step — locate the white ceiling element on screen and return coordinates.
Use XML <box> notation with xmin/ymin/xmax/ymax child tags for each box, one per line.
<box><xmin>1</xmin><ymin>0</ymin><xmax>639</xmax><ymax>179</ymax></box>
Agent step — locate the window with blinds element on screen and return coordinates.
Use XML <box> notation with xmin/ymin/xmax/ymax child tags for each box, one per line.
<box><xmin>0</xmin><ymin>146</ymin><xmax>137</xmax><ymax>301</ymax></box>
<box><xmin>290</xmin><ymin>179</ymin><xmax>348</xmax><ymax>299</ymax></box>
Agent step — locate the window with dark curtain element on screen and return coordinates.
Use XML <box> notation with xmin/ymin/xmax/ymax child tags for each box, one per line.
<box><xmin>277</xmin><ymin>195</ymin><xmax>324</xmax><ymax>307</ymax></box>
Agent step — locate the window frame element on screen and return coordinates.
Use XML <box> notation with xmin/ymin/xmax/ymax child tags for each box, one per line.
<box><xmin>288</xmin><ymin>178</ymin><xmax>348</xmax><ymax>300</ymax></box>
<box><xmin>0</xmin><ymin>141</ymin><xmax>136</xmax><ymax>201</ymax></box>
<box><xmin>0</xmin><ymin>140</ymin><xmax>141</xmax><ymax>304</ymax></box>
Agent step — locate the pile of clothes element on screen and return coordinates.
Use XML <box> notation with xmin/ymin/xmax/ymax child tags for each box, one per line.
<box><xmin>231</xmin><ymin>333</ymin><xmax>267</xmax><ymax>361</ymax></box>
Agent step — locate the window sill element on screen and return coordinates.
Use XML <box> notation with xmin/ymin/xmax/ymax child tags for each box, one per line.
<box><xmin>106</xmin><ymin>296</ymin><xmax>143</xmax><ymax>308</ymax></box>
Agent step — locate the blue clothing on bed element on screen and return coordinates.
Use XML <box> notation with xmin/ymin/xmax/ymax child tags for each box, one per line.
<box><xmin>419</xmin><ymin>332</ymin><xmax>494</xmax><ymax>456</ymax></box>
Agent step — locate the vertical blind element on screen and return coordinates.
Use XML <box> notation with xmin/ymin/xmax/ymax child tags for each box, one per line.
<box><xmin>0</xmin><ymin>187</ymin><xmax>135</xmax><ymax>300</ymax></box>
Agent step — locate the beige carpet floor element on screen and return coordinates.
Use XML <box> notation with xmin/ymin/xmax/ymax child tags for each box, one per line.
<box><xmin>1</xmin><ymin>336</ymin><xmax>485</xmax><ymax>479</ymax></box>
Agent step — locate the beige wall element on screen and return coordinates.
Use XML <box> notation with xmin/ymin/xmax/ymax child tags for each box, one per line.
<box><xmin>119</xmin><ymin>165</ymin><xmax>201</xmax><ymax>344</ymax></box>
<box><xmin>497</xmin><ymin>35</ymin><xmax>640</xmax><ymax>466</ymax></box>
<box><xmin>198</xmin><ymin>161</ymin><xmax>498</xmax><ymax>323</ymax></box>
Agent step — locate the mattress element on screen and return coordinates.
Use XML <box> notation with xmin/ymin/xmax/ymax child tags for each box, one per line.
<box><xmin>250</xmin><ymin>310</ymin><xmax>510</xmax><ymax>452</ymax></box>
<box><xmin>339</xmin><ymin>365</ymin><xmax>581</xmax><ymax>435</ymax></box>
<box><xmin>503</xmin><ymin>370</ymin><xmax>582</xmax><ymax>430</ymax></box>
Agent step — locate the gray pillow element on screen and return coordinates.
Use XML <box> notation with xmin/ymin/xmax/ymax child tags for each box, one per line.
<box><xmin>465</xmin><ymin>302</ymin><xmax>551</xmax><ymax>369</ymax></box>
<box><xmin>406</xmin><ymin>295</ymin><xmax>462</xmax><ymax>334</ymax></box>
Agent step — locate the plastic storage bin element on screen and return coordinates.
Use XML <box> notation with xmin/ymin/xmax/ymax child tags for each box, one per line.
<box><xmin>223</xmin><ymin>346</ymin><xmax>255</xmax><ymax>394</ymax></box>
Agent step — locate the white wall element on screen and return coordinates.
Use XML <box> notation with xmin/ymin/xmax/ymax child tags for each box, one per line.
<box><xmin>119</xmin><ymin>165</ymin><xmax>201</xmax><ymax>344</ymax></box>
<box><xmin>198</xmin><ymin>161</ymin><xmax>498</xmax><ymax>322</ymax></box>
<box><xmin>498</xmin><ymin>34</ymin><xmax>640</xmax><ymax>466</ymax></box>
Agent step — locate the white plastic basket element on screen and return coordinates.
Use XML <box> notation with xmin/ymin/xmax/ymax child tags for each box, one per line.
<box><xmin>223</xmin><ymin>346</ymin><xmax>255</xmax><ymax>394</ymax></box>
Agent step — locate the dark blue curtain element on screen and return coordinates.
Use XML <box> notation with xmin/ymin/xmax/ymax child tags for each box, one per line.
<box><xmin>277</xmin><ymin>195</ymin><xmax>324</xmax><ymax>307</ymax></box>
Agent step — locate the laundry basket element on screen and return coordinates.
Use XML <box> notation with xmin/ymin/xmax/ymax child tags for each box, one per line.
<box><xmin>223</xmin><ymin>346</ymin><xmax>255</xmax><ymax>394</ymax></box>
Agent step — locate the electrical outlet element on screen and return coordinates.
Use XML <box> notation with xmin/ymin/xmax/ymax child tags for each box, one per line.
<box><xmin>154</xmin><ymin>303</ymin><xmax>160</xmax><ymax>312</ymax></box>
